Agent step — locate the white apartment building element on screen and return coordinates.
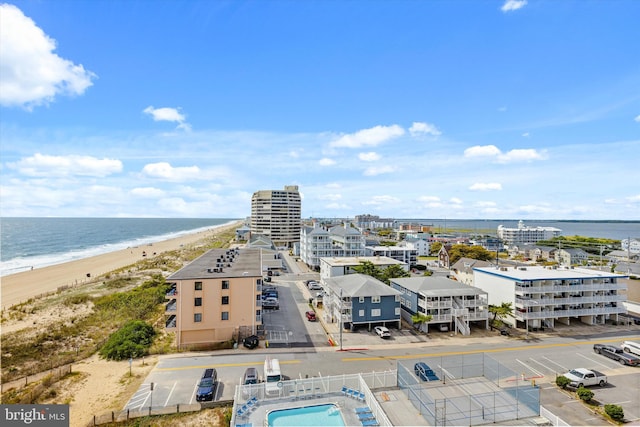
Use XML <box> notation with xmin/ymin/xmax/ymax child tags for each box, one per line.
<box><xmin>251</xmin><ymin>185</ymin><xmax>301</xmax><ymax>248</ymax></box>
<box><xmin>497</xmin><ymin>220</ymin><xmax>562</xmax><ymax>247</ymax></box>
<box><xmin>401</xmin><ymin>238</ymin><xmax>430</xmax><ymax>256</ymax></box>
<box><xmin>473</xmin><ymin>265</ymin><xmax>628</xmax><ymax>330</ymax></box>
<box><xmin>319</xmin><ymin>256</ymin><xmax>407</xmax><ymax>282</ymax></box>
<box><xmin>299</xmin><ymin>222</ymin><xmax>366</xmax><ymax>270</ymax></box>
<box><xmin>621</xmin><ymin>238</ymin><xmax>640</xmax><ymax>254</ymax></box>
<box><xmin>365</xmin><ymin>245</ymin><xmax>417</xmax><ymax>266</ymax></box>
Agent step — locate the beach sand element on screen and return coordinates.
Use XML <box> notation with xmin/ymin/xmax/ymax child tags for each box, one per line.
<box><xmin>0</xmin><ymin>221</ymin><xmax>242</xmax><ymax>310</ymax></box>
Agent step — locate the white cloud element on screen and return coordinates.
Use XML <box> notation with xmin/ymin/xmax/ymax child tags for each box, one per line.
<box><xmin>358</xmin><ymin>152</ymin><xmax>381</xmax><ymax>162</ymax></box>
<box><xmin>469</xmin><ymin>182</ymin><xmax>503</xmax><ymax>191</ymax></box>
<box><xmin>635</xmin><ymin>115</ymin><xmax>640</xmax><ymax>123</ymax></box>
<box><xmin>522</xmin><ymin>132</ymin><xmax>530</xmax><ymax>137</ymax></box>
<box><xmin>363</xmin><ymin>165</ymin><xmax>396</xmax><ymax>176</ymax></box>
<box><xmin>362</xmin><ymin>195</ymin><xmax>400</xmax><ymax>206</ymax></box>
<box><xmin>498</xmin><ymin>148</ymin><xmax>546</xmax><ymax>163</ymax></box>
<box><xmin>0</xmin><ymin>4</ymin><xmax>96</xmax><ymax>109</ymax></box>
<box><xmin>517</xmin><ymin>204</ymin><xmax>554</xmax><ymax>214</ymax></box>
<box><xmin>318</xmin><ymin>193</ymin><xmax>342</xmax><ymax>201</ymax></box>
<box><xmin>464</xmin><ymin>145</ymin><xmax>502</xmax><ymax>158</ymax></box>
<box><xmin>501</xmin><ymin>0</ymin><xmax>527</xmax><ymax>12</ymax></box>
<box><xmin>409</xmin><ymin>122</ymin><xmax>441</xmax><ymax>137</ymax></box>
<box><xmin>319</xmin><ymin>157</ymin><xmax>336</xmax><ymax>166</ymax></box>
<box><xmin>626</xmin><ymin>194</ymin><xmax>640</xmax><ymax>202</ymax></box>
<box><xmin>450</xmin><ymin>197</ymin><xmax>463</xmax><ymax>205</ymax></box>
<box><xmin>464</xmin><ymin>144</ymin><xmax>546</xmax><ymax>163</ymax></box>
<box><xmin>329</xmin><ymin>124</ymin><xmax>405</xmax><ymax>148</ymax></box>
<box><xmin>141</xmin><ymin>162</ymin><xmax>202</xmax><ymax>181</ymax></box>
<box><xmin>143</xmin><ymin>106</ymin><xmax>191</xmax><ymax>131</ymax></box>
<box><xmin>130</xmin><ymin>187</ymin><xmax>166</xmax><ymax>198</ymax></box>
<box><xmin>475</xmin><ymin>201</ymin><xmax>497</xmax><ymax>208</ymax></box>
<box><xmin>8</xmin><ymin>153</ymin><xmax>122</xmax><ymax>177</ymax></box>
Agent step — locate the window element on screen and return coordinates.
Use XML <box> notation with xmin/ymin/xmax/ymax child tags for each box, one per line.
<box><xmin>372</xmin><ymin>296</ymin><xmax>381</xmax><ymax>304</ymax></box>
<box><xmin>395</xmin><ymin>307</ymin><xmax>401</xmax><ymax>315</ymax></box>
<box><xmin>195</xmin><ymin>281</ymin><xmax>202</xmax><ymax>291</ymax></box>
<box><xmin>222</xmin><ymin>280</ymin><xmax>229</xmax><ymax>289</ymax></box>
<box><xmin>194</xmin><ymin>297</ymin><xmax>202</xmax><ymax>306</ymax></box>
<box><xmin>371</xmin><ymin>308</ymin><xmax>381</xmax><ymax>317</ymax></box>
<box><xmin>359</xmin><ymin>297</ymin><xmax>365</xmax><ymax>303</ymax></box>
<box><xmin>358</xmin><ymin>309</ymin><xmax>365</xmax><ymax>317</ymax></box>
<box><xmin>221</xmin><ymin>311</ymin><xmax>229</xmax><ymax>320</ymax></box>
<box><xmin>395</xmin><ymin>295</ymin><xmax>400</xmax><ymax>302</ymax></box>
<box><xmin>222</xmin><ymin>296</ymin><xmax>229</xmax><ymax>305</ymax></box>
<box><xmin>194</xmin><ymin>313</ymin><xmax>202</xmax><ymax>322</ymax></box>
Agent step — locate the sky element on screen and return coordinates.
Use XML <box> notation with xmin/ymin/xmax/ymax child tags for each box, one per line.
<box><xmin>1</xmin><ymin>0</ymin><xmax>639</xmax><ymax>220</ymax></box>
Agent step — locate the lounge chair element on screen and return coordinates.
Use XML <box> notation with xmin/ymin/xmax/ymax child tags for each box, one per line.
<box><xmin>361</xmin><ymin>420</ymin><xmax>379</xmax><ymax>426</ymax></box>
<box><xmin>357</xmin><ymin>412</ymin><xmax>375</xmax><ymax>421</ymax></box>
<box><xmin>341</xmin><ymin>386</ymin><xmax>349</xmax><ymax>395</ymax></box>
<box><xmin>356</xmin><ymin>391</ymin><xmax>365</xmax><ymax>401</ymax></box>
<box><xmin>355</xmin><ymin>407</ymin><xmax>372</xmax><ymax>414</ymax></box>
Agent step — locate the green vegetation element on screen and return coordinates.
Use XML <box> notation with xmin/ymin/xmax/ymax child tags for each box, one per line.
<box><xmin>351</xmin><ymin>261</ymin><xmax>411</xmax><ymax>284</ymax></box>
<box><xmin>604</xmin><ymin>404</ymin><xmax>624</xmax><ymax>421</ymax></box>
<box><xmin>410</xmin><ymin>313</ymin><xmax>433</xmax><ymax>332</ymax></box>
<box><xmin>576</xmin><ymin>386</ymin><xmax>594</xmax><ymax>402</ymax></box>
<box><xmin>555</xmin><ymin>375</ymin><xmax>570</xmax><ymax>389</ymax></box>
<box><xmin>99</xmin><ymin>320</ymin><xmax>156</xmax><ymax>360</ymax></box>
<box><xmin>488</xmin><ymin>302</ymin><xmax>514</xmax><ymax>330</ymax></box>
<box><xmin>447</xmin><ymin>244</ymin><xmax>495</xmax><ymax>265</ymax></box>
<box><xmin>536</xmin><ymin>235</ymin><xmax>620</xmax><ymax>255</ymax></box>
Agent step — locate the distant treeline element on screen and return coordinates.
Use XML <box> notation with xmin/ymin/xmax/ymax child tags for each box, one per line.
<box><xmin>536</xmin><ymin>236</ymin><xmax>621</xmax><ymax>255</ymax></box>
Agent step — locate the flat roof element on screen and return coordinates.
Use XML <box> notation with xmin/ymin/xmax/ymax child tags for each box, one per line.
<box><xmin>391</xmin><ymin>277</ymin><xmax>487</xmax><ymax>297</ymax></box>
<box><xmin>168</xmin><ymin>248</ymin><xmax>262</xmax><ymax>280</ymax></box>
<box><xmin>320</xmin><ymin>256</ymin><xmax>405</xmax><ymax>267</ymax></box>
<box><xmin>473</xmin><ymin>265</ymin><xmax>628</xmax><ymax>281</ymax></box>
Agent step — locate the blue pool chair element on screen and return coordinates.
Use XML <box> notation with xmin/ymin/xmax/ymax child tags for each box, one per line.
<box><xmin>357</xmin><ymin>412</ymin><xmax>375</xmax><ymax>421</ymax></box>
<box><xmin>361</xmin><ymin>420</ymin><xmax>379</xmax><ymax>426</ymax></box>
<box><xmin>341</xmin><ymin>385</ymin><xmax>348</xmax><ymax>395</ymax></box>
<box><xmin>355</xmin><ymin>407</ymin><xmax>372</xmax><ymax>414</ymax></box>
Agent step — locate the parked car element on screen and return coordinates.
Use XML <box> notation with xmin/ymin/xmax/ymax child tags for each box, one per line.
<box><xmin>308</xmin><ymin>282</ymin><xmax>322</xmax><ymax>290</ymax></box>
<box><xmin>262</xmin><ymin>291</ymin><xmax>278</xmax><ymax>299</ymax></box>
<box><xmin>263</xmin><ymin>276</ymin><xmax>271</xmax><ymax>282</ymax></box>
<box><xmin>621</xmin><ymin>341</ymin><xmax>640</xmax><ymax>356</ymax></box>
<box><xmin>305</xmin><ymin>311</ymin><xmax>317</xmax><ymax>321</ymax></box>
<box><xmin>243</xmin><ymin>335</ymin><xmax>259</xmax><ymax>349</ymax></box>
<box><xmin>374</xmin><ymin>326</ymin><xmax>391</xmax><ymax>338</ymax></box>
<box><xmin>414</xmin><ymin>362</ymin><xmax>439</xmax><ymax>381</ymax></box>
<box><xmin>439</xmin><ymin>324</ymin><xmax>449</xmax><ymax>332</ymax></box>
<box><xmin>241</xmin><ymin>367</ymin><xmax>259</xmax><ymax>398</ymax></box>
<box><xmin>262</xmin><ymin>298</ymin><xmax>279</xmax><ymax>310</ymax></box>
<box><xmin>593</xmin><ymin>343</ymin><xmax>640</xmax><ymax>366</ymax></box>
<box><xmin>196</xmin><ymin>368</ymin><xmax>217</xmax><ymax>401</ymax></box>
<box><xmin>563</xmin><ymin>368</ymin><xmax>607</xmax><ymax>388</ymax></box>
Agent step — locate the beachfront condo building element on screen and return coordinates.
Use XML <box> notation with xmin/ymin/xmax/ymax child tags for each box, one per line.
<box><xmin>497</xmin><ymin>220</ymin><xmax>562</xmax><ymax>247</ymax></box>
<box><xmin>251</xmin><ymin>185</ymin><xmax>301</xmax><ymax>248</ymax></box>
<box><xmin>165</xmin><ymin>248</ymin><xmax>263</xmax><ymax>349</ymax></box>
<box><xmin>473</xmin><ymin>265</ymin><xmax>628</xmax><ymax>330</ymax></box>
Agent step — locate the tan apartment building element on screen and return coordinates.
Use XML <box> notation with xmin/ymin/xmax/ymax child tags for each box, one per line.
<box><xmin>251</xmin><ymin>185</ymin><xmax>301</xmax><ymax>248</ymax></box>
<box><xmin>165</xmin><ymin>247</ymin><xmax>263</xmax><ymax>349</ymax></box>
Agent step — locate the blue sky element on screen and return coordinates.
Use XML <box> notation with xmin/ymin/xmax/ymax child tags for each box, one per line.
<box><xmin>1</xmin><ymin>0</ymin><xmax>639</xmax><ymax>220</ymax></box>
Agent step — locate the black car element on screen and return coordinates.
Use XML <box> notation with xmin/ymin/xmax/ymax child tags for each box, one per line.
<box><xmin>195</xmin><ymin>368</ymin><xmax>217</xmax><ymax>401</ymax></box>
<box><xmin>593</xmin><ymin>343</ymin><xmax>640</xmax><ymax>366</ymax></box>
<box><xmin>243</xmin><ymin>335</ymin><xmax>259</xmax><ymax>349</ymax></box>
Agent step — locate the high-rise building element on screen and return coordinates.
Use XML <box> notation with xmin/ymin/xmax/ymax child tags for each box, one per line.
<box><xmin>251</xmin><ymin>185</ymin><xmax>301</xmax><ymax>248</ymax></box>
<box><xmin>497</xmin><ymin>220</ymin><xmax>562</xmax><ymax>247</ymax></box>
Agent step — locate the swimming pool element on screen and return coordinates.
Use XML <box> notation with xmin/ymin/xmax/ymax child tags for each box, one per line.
<box><xmin>267</xmin><ymin>403</ymin><xmax>345</xmax><ymax>426</ymax></box>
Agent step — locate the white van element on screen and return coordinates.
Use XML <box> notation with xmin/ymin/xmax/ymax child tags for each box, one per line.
<box><xmin>264</xmin><ymin>357</ymin><xmax>282</xmax><ymax>396</ymax></box>
<box><xmin>621</xmin><ymin>341</ymin><xmax>640</xmax><ymax>356</ymax></box>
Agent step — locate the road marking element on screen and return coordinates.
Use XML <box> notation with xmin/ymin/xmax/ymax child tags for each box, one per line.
<box><xmin>340</xmin><ymin>336</ymin><xmax>638</xmax><ymax>362</ymax></box>
<box><xmin>542</xmin><ymin>356</ymin><xmax>567</xmax><ymax>372</ymax></box>
<box><xmin>164</xmin><ymin>381</ymin><xmax>177</xmax><ymax>407</ymax></box>
<box><xmin>516</xmin><ymin>359</ymin><xmax>544</xmax><ymax>377</ymax></box>
<box><xmin>577</xmin><ymin>353</ymin><xmax>616</xmax><ymax>369</ymax></box>
<box><xmin>527</xmin><ymin>358</ymin><xmax>556</xmax><ymax>374</ymax></box>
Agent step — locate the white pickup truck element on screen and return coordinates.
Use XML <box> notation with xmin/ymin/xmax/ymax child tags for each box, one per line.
<box><xmin>563</xmin><ymin>368</ymin><xmax>607</xmax><ymax>388</ymax></box>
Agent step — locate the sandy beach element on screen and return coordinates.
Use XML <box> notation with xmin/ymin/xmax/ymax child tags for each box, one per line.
<box><xmin>0</xmin><ymin>221</ymin><xmax>242</xmax><ymax>310</ymax></box>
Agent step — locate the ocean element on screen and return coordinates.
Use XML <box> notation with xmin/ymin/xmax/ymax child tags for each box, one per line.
<box><xmin>1</xmin><ymin>218</ymin><xmax>638</xmax><ymax>277</ymax></box>
<box><xmin>0</xmin><ymin>218</ymin><xmax>239</xmax><ymax>276</ymax></box>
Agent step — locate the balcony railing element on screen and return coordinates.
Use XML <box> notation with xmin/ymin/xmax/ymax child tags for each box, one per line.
<box><xmin>165</xmin><ymin>299</ymin><xmax>177</xmax><ymax>312</ymax></box>
<box><xmin>424</xmin><ymin>300</ymin><xmax>453</xmax><ymax>308</ymax></box>
<box><xmin>165</xmin><ymin>315</ymin><xmax>176</xmax><ymax>329</ymax></box>
<box><xmin>515</xmin><ymin>306</ymin><xmax>626</xmax><ymax>320</ymax></box>
<box><xmin>516</xmin><ymin>295</ymin><xmax>626</xmax><ymax>307</ymax></box>
<box><xmin>515</xmin><ymin>283</ymin><xmax>627</xmax><ymax>293</ymax></box>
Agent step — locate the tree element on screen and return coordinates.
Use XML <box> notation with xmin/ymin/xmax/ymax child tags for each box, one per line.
<box><xmin>381</xmin><ymin>264</ymin><xmax>411</xmax><ymax>284</ymax></box>
<box><xmin>488</xmin><ymin>302</ymin><xmax>514</xmax><ymax>329</ymax></box>
<box><xmin>410</xmin><ymin>313</ymin><xmax>433</xmax><ymax>332</ymax></box>
<box><xmin>604</xmin><ymin>404</ymin><xmax>624</xmax><ymax>421</ymax></box>
<box><xmin>448</xmin><ymin>244</ymin><xmax>494</xmax><ymax>265</ymax></box>
<box><xmin>351</xmin><ymin>261</ymin><xmax>383</xmax><ymax>279</ymax></box>
<box><xmin>429</xmin><ymin>242</ymin><xmax>442</xmax><ymax>256</ymax></box>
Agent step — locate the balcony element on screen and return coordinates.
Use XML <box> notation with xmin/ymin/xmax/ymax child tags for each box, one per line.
<box><xmin>516</xmin><ymin>295</ymin><xmax>626</xmax><ymax>307</ymax></box>
<box><xmin>424</xmin><ymin>300</ymin><xmax>453</xmax><ymax>309</ymax></box>
<box><xmin>515</xmin><ymin>283</ymin><xmax>627</xmax><ymax>293</ymax></box>
<box><xmin>165</xmin><ymin>287</ymin><xmax>178</xmax><ymax>299</ymax></box>
<box><xmin>166</xmin><ymin>315</ymin><xmax>176</xmax><ymax>329</ymax></box>
<box><xmin>165</xmin><ymin>299</ymin><xmax>177</xmax><ymax>313</ymax></box>
<box><xmin>515</xmin><ymin>306</ymin><xmax>626</xmax><ymax>320</ymax></box>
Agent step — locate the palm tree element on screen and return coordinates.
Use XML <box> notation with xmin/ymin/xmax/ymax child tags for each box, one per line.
<box><xmin>410</xmin><ymin>312</ymin><xmax>433</xmax><ymax>332</ymax></box>
<box><xmin>488</xmin><ymin>302</ymin><xmax>514</xmax><ymax>330</ymax></box>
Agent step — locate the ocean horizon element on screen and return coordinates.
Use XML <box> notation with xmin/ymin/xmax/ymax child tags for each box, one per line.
<box><xmin>1</xmin><ymin>217</ymin><xmax>638</xmax><ymax>277</ymax></box>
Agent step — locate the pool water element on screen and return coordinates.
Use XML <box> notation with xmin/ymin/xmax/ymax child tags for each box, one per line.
<box><xmin>268</xmin><ymin>403</ymin><xmax>345</xmax><ymax>426</ymax></box>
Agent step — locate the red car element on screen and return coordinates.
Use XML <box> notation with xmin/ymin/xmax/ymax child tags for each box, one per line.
<box><xmin>305</xmin><ymin>311</ymin><xmax>317</xmax><ymax>321</ymax></box>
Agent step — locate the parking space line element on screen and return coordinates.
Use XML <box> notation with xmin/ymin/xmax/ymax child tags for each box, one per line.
<box><xmin>164</xmin><ymin>381</ymin><xmax>177</xmax><ymax>407</ymax></box>
<box><xmin>516</xmin><ymin>359</ymin><xmax>544</xmax><ymax>377</ymax></box>
<box><xmin>189</xmin><ymin>379</ymin><xmax>199</xmax><ymax>404</ymax></box>
<box><xmin>542</xmin><ymin>356</ymin><xmax>567</xmax><ymax>372</ymax></box>
<box><xmin>577</xmin><ymin>353</ymin><xmax>617</xmax><ymax>369</ymax></box>
<box><xmin>527</xmin><ymin>358</ymin><xmax>556</xmax><ymax>374</ymax></box>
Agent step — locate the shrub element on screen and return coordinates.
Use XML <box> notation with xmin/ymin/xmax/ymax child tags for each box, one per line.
<box><xmin>555</xmin><ymin>375</ymin><xmax>571</xmax><ymax>389</ymax></box>
<box><xmin>604</xmin><ymin>404</ymin><xmax>624</xmax><ymax>421</ymax></box>
<box><xmin>576</xmin><ymin>386</ymin><xmax>594</xmax><ymax>402</ymax></box>
<box><xmin>99</xmin><ymin>320</ymin><xmax>156</xmax><ymax>360</ymax></box>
